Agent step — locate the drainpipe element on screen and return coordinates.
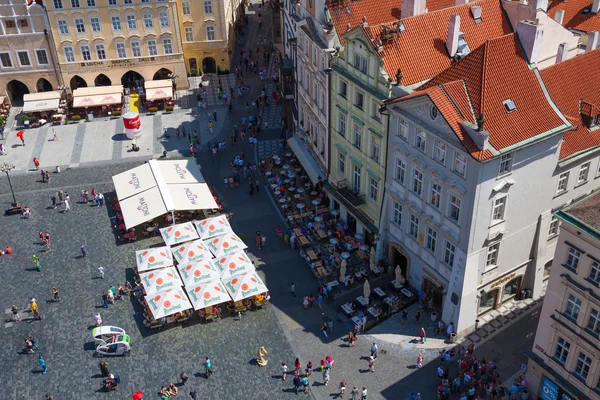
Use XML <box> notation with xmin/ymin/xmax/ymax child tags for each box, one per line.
<box><xmin>170</xmin><ymin>0</ymin><xmax>186</xmax><ymax>87</ymax></box>
<box><xmin>40</xmin><ymin>5</ymin><xmax>64</xmax><ymax>88</ymax></box>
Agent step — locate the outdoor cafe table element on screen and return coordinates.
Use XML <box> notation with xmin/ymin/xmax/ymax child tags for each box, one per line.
<box><xmin>293</xmin><ymin>228</ymin><xmax>303</xmax><ymax>237</ymax></box>
<box><xmin>351</xmin><ymin>316</ymin><xmax>363</xmax><ymax>326</ymax></box>
<box><xmin>327</xmin><ymin>280</ymin><xmax>339</xmax><ymax>290</ymax></box>
<box><xmin>298</xmin><ymin>236</ymin><xmax>310</xmax><ymax>246</ymax></box>
<box><xmin>356</xmin><ymin>296</ymin><xmax>368</xmax><ymax>306</ymax></box>
<box><xmin>317</xmin><ymin>229</ymin><xmax>328</xmax><ymax>239</ymax></box>
<box><xmin>373</xmin><ymin>287</ymin><xmax>386</xmax><ymax>298</ymax></box>
<box><xmin>341</xmin><ymin>303</ymin><xmax>353</xmax><ymax>315</ymax></box>
<box><xmin>384</xmin><ymin>297</ymin><xmax>395</xmax><ymax>306</ymax></box>
<box><xmin>400</xmin><ymin>288</ymin><xmax>413</xmax><ymax>298</ymax></box>
<box><xmin>307</xmin><ymin>250</ymin><xmax>319</xmax><ymax>261</ymax></box>
<box><xmin>391</xmin><ymin>280</ymin><xmax>404</xmax><ymax>289</ymax></box>
<box><xmin>367</xmin><ymin>307</ymin><xmax>381</xmax><ymax>318</ymax></box>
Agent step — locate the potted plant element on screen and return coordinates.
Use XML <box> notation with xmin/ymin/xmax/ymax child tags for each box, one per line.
<box><xmin>165</xmin><ymin>105</ymin><xmax>174</xmax><ymax>112</ymax></box>
<box><xmin>113</xmin><ymin>110</ymin><xmax>122</xmax><ymax>116</ymax></box>
<box><xmin>71</xmin><ymin>115</ymin><xmax>81</xmax><ymax>122</ymax></box>
<box><xmin>19</xmin><ymin>114</ymin><xmax>29</xmax><ymax>125</ymax></box>
<box><xmin>148</xmin><ymin>107</ymin><xmax>158</xmax><ymax>114</ymax></box>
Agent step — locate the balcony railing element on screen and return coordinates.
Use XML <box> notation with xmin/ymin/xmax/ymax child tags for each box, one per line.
<box><xmin>334</xmin><ymin>179</ymin><xmax>365</xmax><ymax>206</ymax></box>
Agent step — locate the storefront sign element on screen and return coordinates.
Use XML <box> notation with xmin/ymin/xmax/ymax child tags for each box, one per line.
<box><xmin>491</xmin><ymin>273</ymin><xmax>516</xmax><ymax>289</ymax></box>
<box><xmin>423</xmin><ymin>268</ymin><xmax>444</xmax><ymax>286</ymax></box>
<box><xmin>540</xmin><ymin>377</ymin><xmax>559</xmax><ymax>400</ymax></box>
<box><xmin>64</xmin><ymin>54</ymin><xmax>183</xmax><ymax>73</ymax></box>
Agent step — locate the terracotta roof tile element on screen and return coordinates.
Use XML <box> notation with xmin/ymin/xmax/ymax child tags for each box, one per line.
<box><xmin>541</xmin><ymin>49</ymin><xmax>600</xmax><ymax>159</ymax></box>
<box><xmin>548</xmin><ymin>0</ymin><xmax>600</xmax><ymax>34</ymax></box>
<box><xmin>362</xmin><ymin>0</ymin><xmax>512</xmax><ymax>86</ymax></box>
<box><xmin>421</xmin><ymin>33</ymin><xmax>567</xmax><ymax>152</ymax></box>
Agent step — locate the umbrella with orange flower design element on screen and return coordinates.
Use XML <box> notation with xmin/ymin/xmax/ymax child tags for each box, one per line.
<box><xmin>222</xmin><ymin>272</ymin><xmax>268</xmax><ymax>301</ymax></box>
<box><xmin>171</xmin><ymin>239</ymin><xmax>213</xmax><ymax>264</ymax></box>
<box><xmin>145</xmin><ymin>287</ymin><xmax>192</xmax><ymax>319</ymax></box>
<box><xmin>135</xmin><ymin>246</ymin><xmax>174</xmax><ymax>272</ymax></box>
<box><xmin>139</xmin><ymin>266</ymin><xmax>183</xmax><ymax>295</ymax></box>
<box><xmin>194</xmin><ymin>214</ymin><xmax>233</xmax><ymax>239</ymax></box>
<box><xmin>160</xmin><ymin>221</ymin><xmax>199</xmax><ymax>246</ymax></box>
<box><xmin>204</xmin><ymin>233</ymin><xmax>247</xmax><ymax>258</ymax></box>
<box><xmin>186</xmin><ymin>280</ymin><xmax>231</xmax><ymax>309</ymax></box>
<box><xmin>177</xmin><ymin>259</ymin><xmax>221</xmax><ymax>286</ymax></box>
<box><xmin>214</xmin><ymin>251</ymin><xmax>255</xmax><ymax>278</ymax></box>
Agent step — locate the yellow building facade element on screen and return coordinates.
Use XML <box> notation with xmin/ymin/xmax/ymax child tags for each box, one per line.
<box><xmin>175</xmin><ymin>0</ymin><xmax>243</xmax><ymax>75</ymax></box>
<box><xmin>45</xmin><ymin>0</ymin><xmax>188</xmax><ymax>90</ymax></box>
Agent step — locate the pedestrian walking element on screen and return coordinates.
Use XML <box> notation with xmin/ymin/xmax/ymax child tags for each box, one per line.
<box><xmin>38</xmin><ymin>355</ymin><xmax>47</xmax><ymax>374</ymax></box>
<box><xmin>368</xmin><ymin>356</ymin><xmax>376</xmax><ymax>372</ymax></box>
<box><xmin>401</xmin><ymin>310</ymin><xmax>408</xmax><ymax>326</ymax></box>
<box><xmin>351</xmin><ymin>386</ymin><xmax>359</xmax><ymax>400</ymax></box>
<box><xmin>63</xmin><ymin>198</ymin><xmax>71</xmax><ymax>212</ymax></box>
<box><xmin>94</xmin><ymin>312</ymin><xmax>102</xmax><ymax>326</ymax></box>
<box><xmin>102</xmin><ymin>292</ymin><xmax>109</xmax><ymax>308</ymax></box>
<box><xmin>415</xmin><ymin>309</ymin><xmax>421</xmax><ymax>324</ymax></box>
<box><xmin>321</xmin><ymin>322</ymin><xmax>328</xmax><ymax>338</ymax></box>
<box><xmin>98</xmin><ymin>265</ymin><xmax>104</xmax><ymax>279</ymax></box>
<box><xmin>290</xmin><ymin>282</ymin><xmax>296</xmax><ymax>297</ymax></box>
<box><xmin>419</xmin><ymin>327</ymin><xmax>426</xmax><ymax>343</ymax></box>
<box><xmin>11</xmin><ymin>305</ymin><xmax>20</xmax><ymax>321</ymax></box>
<box><xmin>322</xmin><ymin>367</ymin><xmax>330</xmax><ymax>386</ymax></box>
<box><xmin>213</xmin><ymin>111</ymin><xmax>217</xmax><ymax>121</ymax></box>
<box><xmin>203</xmin><ymin>357</ymin><xmax>213</xmax><ymax>377</ymax></box>
<box><xmin>361</xmin><ymin>387</ymin><xmax>367</xmax><ymax>400</ymax></box>
<box><xmin>348</xmin><ymin>331</ymin><xmax>356</xmax><ymax>347</ymax></box>
<box><xmin>294</xmin><ymin>357</ymin><xmax>301</xmax><ymax>374</ymax></box>
<box><xmin>305</xmin><ymin>361</ymin><xmax>312</xmax><ymax>377</ymax></box>
<box><xmin>340</xmin><ymin>381</ymin><xmax>347</xmax><ymax>398</ymax></box>
<box><xmin>317</xmin><ymin>293</ymin><xmax>323</xmax><ymax>311</ymax></box>
<box><xmin>303</xmin><ymin>296</ymin><xmax>309</xmax><ymax>309</ymax></box>
<box><xmin>33</xmin><ymin>157</ymin><xmax>40</xmax><ymax>170</ymax></box>
<box><xmin>80</xmin><ymin>243</ymin><xmax>86</xmax><ymax>257</ymax></box>
<box><xmin>327</xmin><ymin>318</ymin><xmax>333</xmax><ymax>333</ymax></box>
<box><xmin>417</xmin><ymin>353</ymin><xmax>423</xmax><ymax>368</ymax></box>
<box><xmin>281</xmin><ymin>362</ymin><xmax>288</xmax><ymax>380</ymax></box>
<box><xmin>106</xmin><ymin>289</ymin><xmax>115</xmax><ymax>304</ymax></box>
<box><xmin>28</xmin><ymin>334</ymin><xmax>39</xmax><ymax>350</ymax></box>
<box><xmin>52</xmin><ymin>287</ymin><xmax>60</xmax><ymax>302</ymax></box>
<box><xmin>180</xmin><ymin>371</ymin><xmax>188</xmax><ymax>386</ymax></box>
<box><xmin>52</xmin><ymin>129</ymin><xmax>58</xmax><ymax>141</ymax></box>
<box><xmin>370</xmin><ymin>342</ymin><xmax>378</xmax><ymax>359</ymax></box>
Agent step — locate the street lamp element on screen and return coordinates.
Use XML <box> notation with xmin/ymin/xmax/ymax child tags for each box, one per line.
<box><xmin>0</xmin><ymin>162</ymin><xmax>16</xmax><ymax>205</ymax></box>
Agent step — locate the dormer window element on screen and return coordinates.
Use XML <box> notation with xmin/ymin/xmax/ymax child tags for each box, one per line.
<box><xmin>503</xmin><ymin>99</ymin><xmax>516</xmax><ymax>112</ymax></box>
<box><xmin>594</xmin><ymin>115</ymin><xmax>600</xmax><ymax>126</ymax></box>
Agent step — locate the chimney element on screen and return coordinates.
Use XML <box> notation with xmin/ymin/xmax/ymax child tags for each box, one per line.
<box><xmin>554</xmin><ymin>9</ymin><xmax>564</xmax><ymax>25</ymax></box>
<box><xmin>516</xmin><ymin>19</ymin><xmax>544</xmax><ymax>64</ymax></box>
<box><xmin>556</xmin><ymin>42</ymin><xmax>568</xmax><ymax>63</ymax></box>
<box><xmin>593</xmin><ymin>0</ymin><xmax>600</xmax><ymax>14</ymax></box>
<box><xmin>455</xmin><ymin>0</ymin><xmax>468</xmax><ymax>4</ymax></box>
<box><xmin>531</xmin><ymin>0</ymin><xmax>548</xmax><ymax>11</ymax></box>
<box><xmin>446</xmin><ymin>15</ymin><xmax>461</xmax><ymax>58</ymax></box>
<box><xmin>586</xmin><ymin>31</ymin><xmax>599</xmax><ymax>52</ymax></box>
<box><xmin>401</xmin><ymin>0</ymin><xmax>427</xmax><ymax>18</ymax></box>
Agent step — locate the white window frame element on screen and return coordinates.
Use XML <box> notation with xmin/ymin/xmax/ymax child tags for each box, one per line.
<box><xmin>499</xmin><ymin>153</ymin><xmax>513</xmax><ymax>176</ymax></box>
<box><xmin>565</xmin><ymin>294</ymin><xmax>581</xmax><ymax>320</ymax></box>
<box><xmin>371</xmin><ymin>137</ymin><xmax>380</xmax><ymax>162</ymax></box>
<box><xmin>449</xmin><ymin>194</ymin><xmax>461</xmax><ymax>222</ymax></box>
<box><xmin>444</xmin><ymin>241</ymin><xmax>456</xmax><ymax>267</ymax></box>
<box><xmin>397</xmin><ymin>118</ymin><xmax>408</xmax><ymax>140</ymax></box>
<box><xmin>355</xmin><ymin>90</ymin><xmax>364</xmax><ymax>110</ymax></box>
<box><xmin>58</xmin><ymin>19</ymin><xmax>69</xmax><ymax>35</ymax></box>
<box><xmin>369</xmin><ymin>177</ymin><xmax>378</xmax><ymax>202</ymax></box>
<box><xmin>0</xmin><ymin>52</ymin><xmax>13</xmax><ymax>68</ymax></box>
<box><xmin>108</xmin><ymin>0</ymin><xmax>117</xmax><ymax>5</ymax></box>
<box><xmin>339</xmin><ymin>79</ymin><xmax>347</xmax><ymax>98</ymax></box>
<box><xmin>206</xmin><ymin>25</ymin><xmax>215</xmax><ymax>41</ymax></box>
<box><xmin>454</xmin><ymin>153</ymin><xmax>467</xmax><ymax>177</ymax></box>
<box><xmin>143</xmin><ymin>13</ymin><xmax>154</xmax><ymax>29</ymax></box>
<box><xmin>339</xmin><ymin>112</ymin><xmax>346</xmax><ymax>137</ymax></box>
<box><xmin>578</xmin><ymin>162</ymin><xmax>590</xmax><ymax>184</ymax></box>
<box><xmin>159</xmin><ymin>11</ymin><xmax>170</xmax><ymax>28</ymax></box>
<box><xmin>111</xmin><ymin>15</ymin><xmax>122</xmax><ymax>31</ymax></box>
<box><xmin>430</xmin><ymin>182</ymin><xmax>441</xmax><ymax>209</ymax></box>
<box><xmin>204</xmin><ymin>0</ymin><xmax>213</xmax><ymax>14</ymax></box>
<box><xmin>486</xmin><ymin>242</ymin><xmax>499</xmax><ymax>267</ymax></box>
<box><xmin>589</xmin><ymin>261</ymin><xmax>600</xmax><ymax>285</ymax></box>
<box><xmin>353</xmin><ymin>53</ymin><xmax>367</xmax><ymax>73</ymax></box>
<box><xmin>426</xmin><ymin>227</ymin><xmax>437</xmax><ymax>253</ymax></box>
<box><xmin>434</xmin><ymin>140</ymin><xmax>446</xmax><ymax>164</ymax></box>
<box><xmin>413</xmin><ymin>169</ymin><xmax>423</xmax><ymax>196</ymax></box>
<box><xmin>131</xmin><ymin>41</ymin><xmax>141</xmax><ymax>57</ymax></box>
<box><xmin>74</xmin><ymin>17</ymin><xmax>85</xmax><ymax>33</ymax></box>
<box><xmin>95</xmin><ymin>43</ymin><xmax>106</xmax><ymax>60</ymax></box>
<box><xmin>16</xmin><ymin>50</ymin><xmax>31</xmax><ymax>67</ymax></box>
<box><xmin>575</xmin><ymin>353</ymin><xmax>592</xmax><ymax>380</ymax></box>
<box><xmin>415</xmin><ymin>131</ymin><xmax>426</xmax><ymax>152</ymax></box>
<box><xmin>162</xmin><ymin>38</ymin><xmax>173</xmax><ymax>54</ymax></box>
<box><xmin>338</xmin><ymin>152</ymin><xmax>345</xmax><ymax>175</ymax></box>
<box><xmin>147</xmin><ymin>40</ymin><xmax>157</xmax><ymax>56</ymax></box>
<box><xmin>64</xmin><ymin>46</ymin><xmax>75</xmax><ymax>62</ymax></box>
<box><xmin>182</xmin><ymin>0</ymin><xmax>191</xmax><ymax>14</ymax></box>
<box><xmin>557</xmin><ymin>172</ymin><xmax>569</xmax><ymax>194</ymax></box>
<box><xmin>353</xmin><ymin>124</ymin><xmax>362</xmax><ymax>149</ymax></box>
<box><xmin>408</xmin><ymin>214</ymin><xmax>419</xmax><ymax>240</ymax></box>
<box><xmin>565</xmin><ymin>247</ymin><xmax>581</xmax><ymax>271</ymax></box>
<box><xmin>90</xmin><ymin>16</ymin><xmax>101</xmax><ymax>32</ymax></box>
<box><xmin>53</xmin><ymin>0</ymin><xmax>64</xmax><ymax>9</ymax></box>
<box><xmin>554</xmin><ymin>337</ymin><xmax>570</xmax><ymax>365</ymax></box>
<box><xmin>587</xmin><ymin>308</ymin><xmax>600</xmax><ymax>336</ymax></box>
<box><xmin>548</xmin><ymin>215</ymin><xmax>559</xmax><ymax>238</ymax></box>
<box><xmin>184</xmin><ymin>26</ymin><xmax>193</xmax><ymax>42</ymax></box>
<box><xmin>80</xmin><ymin>45</ymin><xmax>91</xmax><ymax>61</ymax></box>
<box><xmin>71</xmin><ymin>0</ymin><xmax>81</xmax><ymax>7</ymax></box>
<box><xmin>491</xmin><ymin>196</ymin><xmax>507</xmax><ymax>223</ymax></box>
<box><xmin>393</xmin><ymin>202</ymin><xmax>402</xmax><ymax>226</ymax></box>
<box><xmin>352</xmin><ymin>164</ymin><xmax>361</xmax><ymax>193</ymax></box>
<box><xmin>395</xmin><ymin>157</ymin><xmax>405</xmax><ymax>184</ymax></box>
<box><xmin>126</xmin><ymin>14</ymin><xmax>137</xmax><ymax>30</ymax></box>
<box><xmin>116</xmin><ymin>42</ymin><xmax>127</xmax><ymax>58</ymax></box>
<box><xmin>35</xmin><ymin>49</ymin><xmax>49</xmax><ymax>66</ymax></box>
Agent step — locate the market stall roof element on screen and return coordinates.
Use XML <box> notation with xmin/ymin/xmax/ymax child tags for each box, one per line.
<box><xmin>112</xmin><ymin>163</ymin><xmax>156</xmax><ymax>200</ymax></box>
<box><xmin>156</xmin><ymin>159</ymin><xmax>205</xmax><ymax>184</ymax></box>
<box><xmin>204</xmin><ymin>233</ymin><xmax>248</xmax><ymax>258</ymax></box>
<box><xmin>168</xmin><ymin>183</ymin><xmax>217</xmax><ymax>211</ymax></box>
<box><xmin>287</xmin><ymin>135</ymin><xmax>326</xmax><ymax>185</ymax></box>
<box><xmin>72</xmin><ymin>85</ymin><xmax>123</xmax><ymax>108</ymax></box>
<box><xmin>145</xmin><ymin>80</ymin><xmax>174</xmax><ymax>101</ymax></box>
<box><xmin>139</xmin><ymin>266</ymin><xmax>183</xmax><ymax>295</ymax></box>
<box><xmin>177</xmin><ymin>259</ymin><xmax>221</xmax><ymax>286</ymax></box>
<box><xmin>222</xmin><ymin>272</ymin><xmax>268</xmax><ymax>301</ymax></box>
<box><xmin>135</xmin><ymin>246</ymin><xmax>174</xmax><ymax>272</ymax></box>
<box><xmin>186</xmin><ymin>280</ymin><xmax>231</xmax><ymax>310</ymax></box>
<box><xmin>214</xmin><ymin>251</ymin><xmax>255</xmax><ymax>279</ymax></box>
<box><xmin>22</xmin><ymin>91</ymin><xmax>61</xmax><ymax>113</ymax></box>
<box><xmin>145</xmin><ymin>287</ymin><xmax>192</xmax><ymax>320</ymax></box>
<box><xmin>119</xmin><ymin>186</ymin><xmax>168</xmax><ymax>229</ymax></box>
<box><xmin>194</xmin><ymin>214</ymin><xmax>233</xmax><ymax>239</ymax></box>
<box><xmin>171</xmin><ymin>238</ymin><xmax>213</xmax><ymax>264</ymax></box>
<box><xmin>160</xmin><ymin>221</ymin><xmax>200</xmax><ymax>246</ymax></box>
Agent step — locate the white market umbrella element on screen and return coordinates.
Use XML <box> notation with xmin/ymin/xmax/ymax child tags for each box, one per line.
<box><xmin>214</xmin><ymin>251</ymin><xmax>255</xmax><ymax>278</ymax></box>
<box><xmin>363</xmin><ymin>279</ymin><xmax>371</xmax><ymax>306</ymax></box>
<box><xmin>177</xmin><ymin>259</ymin><xmax>221</xmax><ymax>286</ymax></box>
<box><xmin>339</xmin><ymin>261</ymin><xmax>347</xmax><ymax>283</ymax></box>
<box><xmin>160</xmin><ymin>221</ymin><xmax>199</xmax><ymax>246</ymax></box>
<box><xmin>370</xmin><ymin>247</ymin><xmax>376</xmax><ymax>268</ymax></box>
<box><xmin>204</xmin><ymin>233</ymin><xmax>248</xmax><ymax>258</ymax></box>
<box><xmin>186</xmin><ymin>280</ymin><xmax>231</xmax><ymax>310</ymax></box>
<box><xmin>145</xmin><ymin>287</ymin><xmax>192</xmax><ymax>320</ymax></box>
<box><xmin>171</xmin><ymin>239</ymin><xmax>213</xmax><ymax>264</ymax></box>
<box><xmin>395</xmin><ymin>265</ymin><xmax>404</xmax><ymax>288</ymax></box>
<box><xmin>222</xmin><ymin>272</ymin><xmax>268</xmax><ymax>301</ymax></box>
<box><xmin>194</xmin><ymin>214</ymin><xmax>233</xmax><ymax>239</ymax></box>
<box><xmin>136</xmin><ymin>246</ymin><xmax>174</xmax><ymax>272</ymax></box>
<box><xmin>139</xmin><ymin>266</ymin><xmax>183</xmax><ymax>295</ymax></box>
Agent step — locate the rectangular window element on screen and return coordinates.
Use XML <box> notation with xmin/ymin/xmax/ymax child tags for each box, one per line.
<box><xmin>352</xmin><ymin>165</ymin><xmax>361</xmax><ymax>193</ymax></box>
<box><xmin>415</xmin><ymin>131</ymin><xmax>426</xmax><ymax>152</ymax></box>
<box><xmin>434</xmin><ymin>140</ymin><xmax>446</xmax><ymax>164</ymax></box>
<box><xmin>426</xmin><ymin>227</ymin><xmax>437</xmax><ymax>253</ymax></box>
<box><xmin>162</xmin><ymin>38</ymin><xmax>173</xmax><ymax>54</ymax></box>
<box><xmin>393</xmin><ymin>202</ymin><xmax>402</xmax><ymax>226</ymax></box>
<box><xmin>71</xmin><ymin>0</ymin><xmax>80</xmax><ymax>7</ymax></box>
<box><xmin>587</xmin><ymin>308</ymin><xmax>600</xmax><ymax>336</ymax></box>
<box><xmin>455</xmin><ymin>153</ymin><xmax>467</xmax><ymax>177</ymax></box>
<box><xmin>147</xmin><ymin>40</ymin><xmax>157</xmax><ymax>56</ymax></box>
<box><xmin>95</xmin><ymin>44</ymin><xmax>105</xmax><ymax>59</ymax></box>
<box><xmin>353</xmin><ymin>53</ymin><xmax>367</xmax><ymax>73</ymax></box>
<box><xmin>548</xmin><ymin>215</ymin><xmax>559</xmax><ymax>238</ymax></box>
<box><xmin>182</xmin><ymin>0</ymin><xmax>191</xmax><ymax>14</ymax></box>
<box><xmin>143</xmin><ymin>13</ymin><xmax>154</xmax><ymax>29</ymax></box>
<box><xmin>54</xmin><ymin>0</ymin><xmax>63</xmax><ymax>8</ymax></box>
<box><xmin>86</xmin><ymin>0</ymin><xmax>95</xmax><ymax>6</ymax></box>
<box><xmin>397</xmin><ymin>118</ymin><xmax>408</xmax><ymax>140</ymax></box>
<box><xmin>126</xmin><ymin>14</ymin><xmax>137</xmax><ymax>30</ymax></box>
<box><xmin>321</xmin><ymin>54</ymin><xmax>325</xmax><ymax>72</ymax></box>
<box><xmin>80</xmin><ymin>45</ymin><xmax>91</xmax><ymax>61</ymax></box>
<box><xmin>409</xmin><ymin>214</ymin><xmax>419</xmax><ymax>239</ymax></box>
<box><xmin>430</xmin><ymin>182</ymin><xmax>441</xmax><ymax>208</ymax></box>
<box><xmin>578</xmin><ymin>162</ymin><xmax>590</xmax><ymax>184</ymax></box>
<box><xmin>124</xmin><ymin>0</ymin><xmax>132</xmax><ymax>3</ymax></box>
<box><xmin>369</xmin><ymin>177</ymin><xmax>378</xmax><ymax>202</ymax></box>
<box><xmin>449</xmin><ymin>194</ymin><xmax>461</xmax><ymax>221</ymax></box>
<box><xmin>355</xmin><ymin>91</ymin><xmax>364</xmax><ymax>110</ymax></box>
<box><xmin>305</xmin><ymin>72</ymin><xmax>309</xmax><ymax>93</ymax></box>
<box><xmin>492</xmin><ymin>196</ymin><xmax>506</xmax><ymax>222</ymax></box>
<box><xmin>64</xmin><ymin>46</ymin><xmax>75</xmax><ymax>62</ymax></box>
<box><xmin>18</xmin><ymin>19</ymin><xmax>28</xmax><ymax>28</ymax></box>
<box><xmin>90</xmin><ymin>16</ymin><xmax>101</xmax><ymax>32</ymax></box>
<box><xmin>35</xmin><ymin>49</ymin><xmax>49</xmax><ymax>65</ymax></box>
<box><xmin>557</xmin><ymin>172</ymin><xmax>569</xmax><ymax>194</ymax></box>
<box><xmin>116</xmin><ymin>42</ymin><xmax>126</xmax><ymax>58</ymax></box>
<box><xmin>486</xmin><ymin>243</ymin><xmax>499</xmax><ymax>266</ymax></box>
<box><xmin>339</xmin><ymin>80</ymin><xmax>347</xmax><ymax>98</ymax></box>
<box><xmin>58</xmin><ymin>19</ymin><xmax>69</xmax><ymax>35</ymax></box>
<box><xmin>575</xmin><ymin>353</ymin><xmax>591</xmax><ymax>380</ymax></box>
<box><xmin>565</xmin><ymin>247</ymin><xmax>581</xmax><ymax>270</ymax></box>
<box><xmin>413</xmin><ymin>170</ymin><xmax>423</xmax><ymax>196</ymax></box>
<box><xmin>313</xmin><ymin>82</ymin><xmax>318</xmax><ymax>103</ymax></box>
<box><xmin>159</xmin><ymin>11</ymin><xmax>170</xmax><ymax>27</ymax></box>
<box><xmin>554</xmin><ymin>337</ymin><xmax>570</xmax><ymax>365</ymax></box>
<box><xmin>499</xmin><ymin>153</ymin><xmax>513</xmax><ymax>175</ymax></box>
<box><xmin>371</xmin><ymin>101</ymin><xmax>381</xmax><ymax>122</ymax></box>
<box><xmin>0</xmin><ymin>52</ymin><xmax>12</xmax><ymax>68</ymax></box>
<box><xmin>589</xmin><ymin>261</ymin><xmax>600</xmax><ymax>284</ymax></box>
<box><xmin>444</xmin><ymin>241</ymin><xmax>456</xmax><ymax>267</ymax></box>
<box><xmin>313</xmin><ymin>47</ymin><xmax>317</xmax><ymax>65</ymax></box>
<box><xmin>184</xmin><ymin>26</ymin><xmax>193</xmax><ymax>42</ymax></box>
<box><xmin>395</xmin><ymin>158</ymin><xmax>405</xmax><ymax>184</ymax></box>
<box><xmin>321</xmin><ymin>92</ymin><xmax>325</xmax><ymax>112</ymax></box>
<box><xmin>204</xmin><ymin>0</ymin><xmax>213</xmax><ymax>14</ymax></box>
<box><xmin>74</xmin><ymin>17</ymin><xmax>85</xmax><ymax>33</ymax></box>
<box><xmin>131</xmin><ymin>41</ymin><xmax>141</xmax><ymax>57</ymax></box>
<box><xmin>565</xmin><ymin>294</ymin><xmax>581</xmax><ymax>320</ymax></box>
<box><xmin>206</xmin><ymin>26</ymin><xmax>215</xmax><ymax>41</ymax></box>
<box><xmin>353</xmin><ymin>124</ymin><xmax>362</xmax><ymax>149</ymax></box>
<box><xmin>339</xmin><ymin>112</ymin><xmax>346</xmax><ymax>137</ymax></box>
<box><xmin>371</xmin><ymin>138</ymin><xmax>380</xmax><ymax>162</ymax></box>
<box><xmin>108</xmin><ymin>0</ymin><xmax>117</xmax><ymax>5</ymax></box>
<box><xmin>16</xmin><ymin>51</ymin><xmax>30</xmax><ymax>67</ymax></box>
<box><xmin>141</xmin><ymin>0</ymin><xmax>149</xmax><ymax>2</ymax></box>
<box><xmin>4</xmin><ymin>20</ymin><xmax>15</xmax><ymax>29</ymax></box>
<box><xmin>338</xmin><ymin>152</ymin><xmax>345</xmax><ymax>175</ymax></box>
<box><xmin>111</xmin><ymin>15</ymin><xmax>122</xmax><ymax>30</ymax></box>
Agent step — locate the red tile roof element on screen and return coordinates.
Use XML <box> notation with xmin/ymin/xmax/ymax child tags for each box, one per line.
<box><xmin>548</xmin><ymin>0</ymin><xmax>600</xmax><ymax>34</ymax></box>
<box><xmin>326</xmin><ymin>0</ymin><xmax>457</xmax><ymax>45</ymax></box>
<box><xmin>541</xmin><ymin>49</ymin><xmax>600</xmax><ymax>159</ymax></box>
<box><xmin>390</xmin><ymin>34</ymin><xmax>568</xmax><ymax>160</ymax></box>
<box><xmin>361</xmin><ymin>0</ymin><xmax>512</xmax><ymax>86</ymax></box>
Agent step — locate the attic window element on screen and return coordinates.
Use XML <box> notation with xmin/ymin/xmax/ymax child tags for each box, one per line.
<box><xmin>582</xmin><ymin>7</ymin><xmax>590</xmax><ymax>13</ymax></box>
<box><xmin>470</xmin><ymin>6</ymin><xmax>482</xmax><ymax>24</ymax></box>
<box><xmin>503</xmin><ymin>99</ymin><xmax>516</xmax><ymax>112</ymax></box>
<box><xmin>398</xmin><ymin>21</ymin><xmax>406</xmax><ymax>32</ymax></box>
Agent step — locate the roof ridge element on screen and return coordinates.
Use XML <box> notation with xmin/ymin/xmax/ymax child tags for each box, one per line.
<box><xmin>399</xmin><ymin>0</ymin><xmax>486</xmax><ymax>22</ymax></box>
